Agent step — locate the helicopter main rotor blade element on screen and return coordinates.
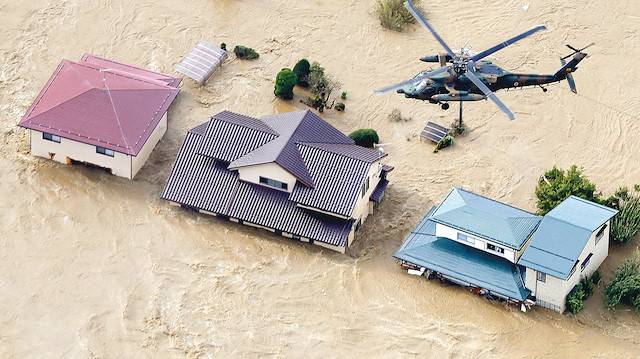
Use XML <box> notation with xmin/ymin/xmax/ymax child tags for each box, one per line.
<box><xmin>374</xmin><ymin>66</ymin><xmax>450</xmax><ymax>95</ymax></box>
<box><xmin>404</xmin><ymin>1</ymin><xmax>456</xmax><ymax>58</ymax></box>
<box><xmin>466</xmin><ymin>62</ymin><xmax>516</xmax><ymax>120</ymax></box>
<box><xmin>470</xmin><ymin>25</ymin><xmax>546</xmax><ymax>62</ymax></box>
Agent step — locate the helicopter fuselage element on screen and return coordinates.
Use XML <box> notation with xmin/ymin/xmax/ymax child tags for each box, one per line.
<box><xmin>399</xmin><ymin>60</ymin><xmax>564</xmax><ymax>103</ymax></box>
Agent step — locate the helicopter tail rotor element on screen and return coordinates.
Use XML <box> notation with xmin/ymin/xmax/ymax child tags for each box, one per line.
<box><xmin>560</xmin><ymin>58</ymin><xmax>577</xmax><ymax>94</ymax></box>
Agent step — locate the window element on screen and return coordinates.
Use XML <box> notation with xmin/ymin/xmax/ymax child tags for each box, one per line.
<box><xmin>361</xmin><ymin>181</ymin><xmax>366</xmax><ymax>198</ymax></box>
<box><xmin>486</xmin><ymin>243</ymin><xmax>504</xmax><ymax>254</ymax></box>
<box><xmin>275</xmin><ymin>230</ymin><xmax>283</xmax><ymax>236</ymax></box>
<box><xmin>366</xmin><ymin>177</ymin><xmax>370</xmax><ymax>192</ymax></box>
<box><xmin>457</xmin><ymin>232</ymin><xmax>475</xmax><ymax>245</ymax></box>
<box><xmin>569</xmin><ymin>260</ymin><xmax>579</xmax><ymax>278</ymax></box>
<box><xmin>96</xmin><ymin>146</ymin><xmax>114</xmax><ymax>157</ymax></box>
<box><xmin>536</xmin><ymin>271</ymin><xmax>546</xmax><ymax>283</ymax></box>
<box><xmin>292</xmin><ymin>235</ymin><xmax>301</xmax><ymax>241</ymax></box>
<box><xmin>43</xmin><ymin>132</ymin><xmax>61</xmax><ymax>143</ymax></box>
<box><xmin>595</xmin><ymin>224</ymin><xmax>607</xmax><ymax>244</ymax></box>
<box><xmin>581</xmin><ymin>253</ymin><xmax>593</xmax><ymax>271</ymax></box>
<box><xmin>259</xmin><ymin>176</ymin><xmax>288</xmax><ymax>190</ymax></box>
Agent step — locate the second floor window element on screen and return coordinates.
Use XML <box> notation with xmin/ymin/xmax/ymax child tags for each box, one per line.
<box><xmin>486</xmin><ymin>243</ymin><xmax>504</xmax><ymax>254</ymax></box>
<box><xmin>537</xmin><ymin>271</ymin><xmax>546</xmax><ymax>283</ymax></box>
<box><xmin>595</xmin><ymin>224</ymin><xmax>607</xmax><ymax>244</ymax></box>
<box><xmin>457</xmin><ymin>232</ymin><xmax>475</xmax><ymax>245</ymax></box>
<box><xmin>97</xmin><ymin>146</ymin><xmax>115</xmax><ymax>157</ymax></box>
<box><xmin>43</xmin><ymin>132</ymin><xmax>61</xmax><ymax>143</ymax></box>
<box><xmin>259</xmin><ymin>176</ymin><xmax>288</xmax><ymax>190</ymax></box>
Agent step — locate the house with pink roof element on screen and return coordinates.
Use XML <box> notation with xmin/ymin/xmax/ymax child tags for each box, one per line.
<box><xmin>18</xmin><ymin>54</ymin><xmax>181</xmax><ymax>179</ymax></box>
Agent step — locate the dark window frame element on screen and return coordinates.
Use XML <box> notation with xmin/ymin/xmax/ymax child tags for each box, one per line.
<box><xmin>537</xmin><ymin>271</ymin><xmax>546</xmax><ymax>283</ymax></box>
<box><xmin>595</xmin><ymin>224</ymin><xmax>607</xmax><ymax>244</ymax></box>
<box><xmin>486</xmin><ymin>243</ymin><xmax>505</xmax><ymax>254</ymax></box>
<box><xmin>43</xmin><ymin>132</ymin><xmax>61</xmax><ymax>143</ymax></box>
<box><xmin>259</xmin><ymin>176</ymin><xmax>288</xmax><ymax>190</ymax></box>
<box><xmin>581</xmin><ymin>253</ymin><xmax>593</xmax><ymax>271</ymax></box>
<box><xmin>96</xmin><ymin>146</ymin><xmax>115</xmax><ymax>157</ymax></box>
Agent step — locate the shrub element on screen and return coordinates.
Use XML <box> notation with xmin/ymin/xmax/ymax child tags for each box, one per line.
<box><xmin>293</xmin><ymin>59</ymin><xmax>311</xmax><ymax>87</ymax></box>
<box><xmin>376</xmin><ymin>0</ymin><xmax>424</xmax><ymax>31</ymax></box>
<box><xmin>304</xmin><ymin>62</ymin><xmax>341</xmax><ymax>112</ymax></box>
<box><xmin>604</xmin><ymin>250</ymin><xmax>640</xmax><ymax>313</ymax></box>
<box><xmin>535</xmin><ymin>165</ymin><xmax>601</xmax><ymax>215</ymax></box>
<box><xmin>635</xmin><ymin>184</ymin><xmax>640</xmax><ymax>192</ymax></box>
<box><xmin>234</xmin><ymin>45</ymin><xmax>259</xmax><ymax>59</ymax></box>
<box><xmin>220</xmin><ymin>42</ymin><xmax>227</xmax><ymax>51</ymax></box>
<box><xmin>274</xmin><ymin>68</ymin><xmax>297</xmax><ymax>100</ymax></box>
<box><xmin>341</xmin><ymin>91</ymin><xmax>347</xmax><ymax>100</ymax></box>
<box><xmin>591</xmin><ymin>269</ymin><xmax>602</xmax><ymax>286</ymax></box>
<box><xmin>335</xmin><ymin>102</ymin><xmax>345</xmax><ymax>112</ymax></box>
<box><xmin>580</xmin><ymin>276</ymin><xmax>595</xmax><ymax>298</ymax></box>
<box><xmin>349</xmin><ymin>129</ymin><xmax>379</xmax><ymax>147</ymax></box>
<box><xmin>388</xmin><ymin>108</ymin><xmax>412</xmax><ymax>122</ymax></box>
<box><xmin>433</xmin><ymin>135</ymin><xmax>453</xmax><ymax>153</ymax></box>
<box><xmin>611</xmin><ymin>195</ymin><xmax>640</xmax><ymax>244</ymax></box>
<box><xmin>566</xmin><ymin>284</ymin><xmax>586</xmax><ymax>314</ymax></box>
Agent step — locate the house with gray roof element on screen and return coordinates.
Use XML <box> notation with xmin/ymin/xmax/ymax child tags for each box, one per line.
<box><xmin>162</xmin><ymin>109</ymin><xmax>392</xmax><ymax>253</ymax></box>
<box><xmin>395</xmin><ymin>188</ymin><xmax>617</xmax><ymax>312</ymax></box>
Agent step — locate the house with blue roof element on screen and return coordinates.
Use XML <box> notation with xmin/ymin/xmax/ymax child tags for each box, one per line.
<box><xmin>395</xmin><ymin>188</ymin><xmax>618</xmax><ymax>312</ymax></box>
<box><xmin>162</xmin><ymin>110</ymin><xmax>392</xmax><ymax>253</ymax></box>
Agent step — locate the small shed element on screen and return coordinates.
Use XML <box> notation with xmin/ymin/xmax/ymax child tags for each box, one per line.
<box><xmin>175</xmin><ymin>41</ymin><xmax>228</xmax><ymax>85</ymax></box>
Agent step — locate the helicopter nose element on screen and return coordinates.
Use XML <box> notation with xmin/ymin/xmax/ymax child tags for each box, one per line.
<box><xmin>397</xmin><ymin>88</ymin><xmax>404</xmax><ymax>94</ymax></box>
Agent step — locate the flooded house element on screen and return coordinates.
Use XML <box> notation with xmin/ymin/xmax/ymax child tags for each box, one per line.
<box><xmin>17</xmin><ymin>54</ymin><xmax>181</xmax><ymax>179</ymax></box>
<box><xmin>394</xmin><ymin>187</ymin><xmax>618</xmax><ymax>312</ymax></box>
<box><xmin>162</xmin><ymin>109</ymin><xmax>392</xmax><ymax>253</ymax></box>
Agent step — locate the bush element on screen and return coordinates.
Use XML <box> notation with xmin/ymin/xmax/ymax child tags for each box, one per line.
<box><xmin>376</xmin><ymin>0</ymin><xmax>423</xmax><ymax>31</ymax></box>
<box><xmin>304</xmin><ymin>62</ymin><xmax>341</xmax><ymax>112</ymax></box>
<box><xmin>566</xmin><ymin>284</ymin><xmax>586</xmax><ymax>314</ymax></box>
<box><xmin>341</xmin><ymin>91</ymin><xmax>347</xmax><ymax>100</ymax></box>
<box><xmin>604</xmin><ymin>250</ymin><xmax>640</xmax><ymax>313</ymax></box>
<box><xmin>433</xmin><ymin>135</ymin><xmax>453</xmax><ymax>153</ymax></box>
<box><xmin>591</xmin><ymin>269</ymin><xmax>602</xmax><ymax>285</ymax></box>
<box><xmin>349</xmin><ymin>129</ymin><xmax>379</xmax><ymax>147</ymax></box>
<box><xmin>611</xmin><ymin>195</ymin><xmax>640</xmax><ymax>244</ymax></box>
<box><xmin>293</xmin><ymin>59</ymin><xmax>311</xmax><ymax>87</ymax></box>
<box><xmin>580</xmin><ymin>276</ymin><xmax>595</xmax><ymax>298</ymax></box>
<box><xmin>234</xmin><ymin>45</ymin><xmax>259</xmax><ymax>59</ymax></box>
<box><xmin>335</xmin><ymin>102</ymin><xmax>345</xmax><ymax>112</ymax></box>
<box><xmin>388</xmin><ymin>108</ymin><xmax>412</xmax><ymax>122</ymax></box>
<box><xmin>535</xmin><ymin>165</ymin><xmax>601</xmax><ymax>215</ymax></box>
<box><xmin>220</xmin><ymin>42</ymin><xmax>227</xmax><ymax>51</ymax></box>
<box><xmin>274</xmin><ymin>68</ymin><xmax>298</xmax><ymax>100</ymax></box>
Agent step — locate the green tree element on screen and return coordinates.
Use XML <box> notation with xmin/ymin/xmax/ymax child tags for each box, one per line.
<box><xmin>376</xmin><ymin>0</ymin><xmax>424</xmax><ymax>31</ymax></box>
<box><xmin>293</xmin><ymin>59</ymin><xmax>311</xmax><ymax>87</ymax></box>
<box><xmin>566</xmin><ymin>284</ymin><xmax>586</xmax><ymax>314</ymax></box>
<box><xmin>349</xmin><ymin>129</ymin><xmax>379</xmax><ymax>148</ymax></box>
<box><xmin>274</xmin><ymin>68</ymin><xmax>298</xmax><ymax>100</ymax></box>
<box><xmin>535</xmin><ymin>165</ymin><xmax>600</xmax><ymax>215</ymax></box>
<box><xmin>604</xmin><ymin>250</ymin><xmax>640</xmax><ymax>313</ymax></box>
<box><xmin>305</xmin><ymin>62</ymin><xmax>341</xmax><ymax>112</ymax></box>
<box><xmin>611</xmin><ymin>194</ymin><xmax>640</xmax><ymax>244</ymax></box>
<box><xmin>234</xmin><ymin>45</ymin><xmax>259</xmax><ymax>59</ymax></box>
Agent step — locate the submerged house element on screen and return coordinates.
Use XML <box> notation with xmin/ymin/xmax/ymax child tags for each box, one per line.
<box><xmin>394</xmin><ymin>187</ymin><xmax>618</xmax><ymax>312</ymax></box>
<box><xmin>18</xmin><ymin>54</ymin><xmax>181</xmax><ymax>179</ymax></box>
<box><xmin>162</xmin><ymin>109</ymin><xmax>392</xmax><ymax>253</ymax></box>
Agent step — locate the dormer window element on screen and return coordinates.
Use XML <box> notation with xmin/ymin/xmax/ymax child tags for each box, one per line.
<box><xmin>259</xmin><ymin>176</ymin><xmax>288</xmax><ymax>190</ymax></box>
<box><xmin>43</xmin><ymin>132</ymin><xmax>61</xmax><ymax>143</ymax></box>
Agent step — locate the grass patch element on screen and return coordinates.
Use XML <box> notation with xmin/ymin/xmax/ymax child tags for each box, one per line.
<box><xmin>376</xmin><ymin>0</ymin><xmax>424</xmax><ymax>31</ymax></box>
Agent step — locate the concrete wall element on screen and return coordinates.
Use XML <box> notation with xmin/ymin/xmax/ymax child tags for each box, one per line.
<box><xmin>31</xmin><ymin>129</ymin><xmax>133</xmax><ymax>179</ymax></box>
<box><xmin>524</xmin><ymin>220</ymin><xmax>611</xmax><ymax>312</ymax></box>
<box><xmin>131</xmin><ymin>112</ymin><xmax>167</xmax><ymax>177</ymax></box>
<box><xmin>236</xmin><ymin>162</ymin><xmax>297</xmax><ymax>192</ymax></box>
<box><xmin>435</xmin><ymin>223</ymin><xmax>517</xmax><ymax>263</ymax></box>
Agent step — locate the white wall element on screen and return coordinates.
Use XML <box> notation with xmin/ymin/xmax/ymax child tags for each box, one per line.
<box><xmin>236</xmin><ymin>162</ymin><xmax>297</xmax><ymax>192</ymax></box>
<box><xmin>351</xmin><ymin>160</ymin><xmax>383</xmax><ymax>227</ymax></box>
<box><xmin>435</xmin><ymin>223</ymin><xmax>517</xmax><ymax>263</ymax></box>
<box><xmin>131</xmin><ymin>112</ymin><xmax>167</xmax><ymax>178</ymax></box>
<box><xmin>31</xmin><ymin>129</ymin><xmax>132</xmax><ymax>179</ymax></box>
<box><xmin>524</xmin><ymin>220</ymin><xmax>611</xmax><ymax>312</ymax></box>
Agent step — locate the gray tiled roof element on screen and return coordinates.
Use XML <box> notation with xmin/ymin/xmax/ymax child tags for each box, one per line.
<box><xmin>161</xmin><ymin>125</ymin><xmax>355</xmax><ymax>247</ymax></box>
<box><xmin>228</xmin><ymin>110</ymin><xmax>355</xmax><ymax>187</ymax></box>
<box><xmin>197</xmin><ymin>112</ymin><xmax>277</xmax><ymax>162</ymax></box>
<box><xmin>175</xmin><ymin>41</ymin><xmax>228</xmax><ymax>85</ymax></box>
<box><xmin>288</xmin><ymin>143</ymin><xmax>372</xmax><ymax>217</ymax></box>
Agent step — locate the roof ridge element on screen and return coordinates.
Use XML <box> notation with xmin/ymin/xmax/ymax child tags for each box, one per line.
<box><xmin>81</xmin><ymin>53</ymin><xmax>181</xmax><ymax>85</ymax></box>
<box><xmin>71</xmin><ymin>60</ymin><xmax>177</xmax><ymax>89</ymax></box>
<box><xmin>297</xmin><ymin>142</ymin><xmax>372</xmax><ymax>164</ymax></box>
<box><xmin>212</xmin><ymin>110</ymin><xmax>278</xmax><ymax>136</ymax></box>
<box><xmin>454</xmin><ymin>187</ymin><xmax>539</xmax><ymax>217</ymax></box>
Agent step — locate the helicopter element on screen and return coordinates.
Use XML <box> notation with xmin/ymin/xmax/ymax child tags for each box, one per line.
<box><xmin>375</xmin><ymin>1</ymin><xmax>592</xmax><ymax>120</ymax></box>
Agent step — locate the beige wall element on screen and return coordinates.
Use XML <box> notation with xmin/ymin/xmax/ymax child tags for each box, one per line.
<box><xmin>30</xmin><ymin>115</ymin><xmax>166</xmax><ymax>180</ymax></box>
<box><xmin>351</xmin><ymin>160</ymin><xmax>382</xmax><ymax>225</ymax></box>
<box><xmin>524</xmin><ymin>220</ymin><xmax>611</xmax><ymax>312</ymax></box>
<box><xmin>236</xmin><ymin>162</ymin><xmax>297</xmax><ymax>192</ymax></box>
<box><xmin>435</xmin><ymin>223</ymin><xmax>517</xmax><ymax>263</ymax></box>
<box><xmin>31</xmin><ymin>129</ymin><xmax>133</xmax><ymax>178</ymax></box>
<box><xmin>131</xmin><ymin>112</ymin><xmax>167</xmax><ymax>177</ymax></box>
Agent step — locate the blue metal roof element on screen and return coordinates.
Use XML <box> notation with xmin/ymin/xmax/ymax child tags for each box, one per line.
<box><xmin>430</xmin><ymin>188</ymin><xmax>541</xmax><ymax>249</ymax></box>
<box><xmin>394</xmin><ymin>208</ymin><xmax>530</xmax><ymax>301</ymax></box>
<box><xmin>518</xmin><ymin>196</ymin><xmax>618</xmax><ymax>279</ymax></box>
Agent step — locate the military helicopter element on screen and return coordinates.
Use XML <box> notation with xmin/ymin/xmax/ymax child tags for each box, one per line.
<box><xmin>375</xmin><ymin>1</ymin><xmax>592</xmax><ymax>120</ymax></box>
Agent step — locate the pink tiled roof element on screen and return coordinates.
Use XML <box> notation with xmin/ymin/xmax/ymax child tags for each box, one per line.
<box><xmin>18</xmin><ymin>55</ymin><xmax>181</xmax><ymax>156</ymax></box>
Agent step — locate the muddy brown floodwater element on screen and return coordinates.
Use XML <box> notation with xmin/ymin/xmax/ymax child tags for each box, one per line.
<box><xmin>1</xmin><ymin>0</ymin><xmax>640</xmax><ymax>357</ymax></box>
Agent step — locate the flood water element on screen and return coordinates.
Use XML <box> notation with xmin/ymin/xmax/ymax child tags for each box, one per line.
<box><xmin>1</xmin><ymin>0</ymin><xmax>640</xmax><ymax>357</ymax></box>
